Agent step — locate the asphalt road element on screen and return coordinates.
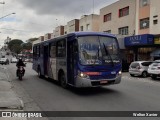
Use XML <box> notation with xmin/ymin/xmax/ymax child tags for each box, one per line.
<box><xmin>4</xmin><ymin>61</ymin><xmax>160</xmax><ymax>120</ymax></box>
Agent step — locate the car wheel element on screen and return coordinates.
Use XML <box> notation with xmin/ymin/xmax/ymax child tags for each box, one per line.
<box><xmin>151</xmin><ymin>75</ymin><xmax>157</xmax><ymax>80</ymax></box>
<box><xmin>130</xmin><ymin>74</ymin><xmax>134</xmax><ymax>77</ymax></box>
<box><xmin>142</xmin><ymin>71</ymin><xmax>147</xmax><ymax>78</ymax></box>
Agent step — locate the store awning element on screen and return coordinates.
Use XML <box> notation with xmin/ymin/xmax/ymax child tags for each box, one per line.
<box><xmin>150</xmin><ymin>49</ymin><xmax>160</xmax><ymax>57</ymax></box>
<box><xmin>124</xmin><ymin>34</ymin><xmax>154</xmax><ymax>47</ymax></box>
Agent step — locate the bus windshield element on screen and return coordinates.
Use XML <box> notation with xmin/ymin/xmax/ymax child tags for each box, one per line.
<box><xmin>78</xmin><ymin>36</ymin><xmax>120</xmax><ymax>65</ymax></box>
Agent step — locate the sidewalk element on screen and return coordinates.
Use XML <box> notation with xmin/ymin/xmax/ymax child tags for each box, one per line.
<box><xmin>0</xmin><ymin>66</ymin><xmax>26</xmax><ymax>119</ymax></box>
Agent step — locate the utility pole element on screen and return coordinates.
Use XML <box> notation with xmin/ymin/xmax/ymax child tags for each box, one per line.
<box><xmin>0</xmin><ymin>13</ymin><xmax>16</xmax><ymax>20</ymax></box>
<box><xmin>92</xmin><ymin>0</ymin><xmax>94</xmax><ymax>14</ymax></box>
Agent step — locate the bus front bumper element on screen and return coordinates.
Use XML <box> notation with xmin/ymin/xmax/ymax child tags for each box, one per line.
<box><xmin>75</xmin><ymin>75</ymin><xmax>121</xmax><ymax>88</ymax></box>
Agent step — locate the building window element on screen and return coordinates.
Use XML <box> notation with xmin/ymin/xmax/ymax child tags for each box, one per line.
<box><xmin>119</xmin><ymin>6</ymin><xmax>129</xmax><ymax>17</ymax></box>
<box><xmin>140</xmin><ymin>0</ymin><xmax>150</xmax><ymax>7</ymax></box>
<box><xmin>118</xmin><ymin>26</ymin><xmax>129</xmax><ymax>35</ymax></box>
<box><xmin>104</xmin><ymin>30</ymin><xmax>111</xmax><ymax>33</ymax></box>
<box><xmin>104</xmin><ymin>13</ymin><xmax>111</xmax><ymax>22</ymax></box>
<box><xmin>153</xmin><ymin>19</ymin><xmax>158</xmax><ymax>25</ymax></box>
<box><xmin>140</xmin><ymin>18</ymin><xmax>149</xmax><ymax>29</ymax></box>
<box><xmin>80</xmin><ymin>26</ymin><xmax>83</xmax><ymax>31</ymax></box>
<box><xmin>86</xmin><ymin>24</ymin><xmax>90</xmax><ymax>31</ymax></box>
<box><xmin>153</xmin><ymin>15</ymin><xmax>158</xmax><ymax>18</ymax></box>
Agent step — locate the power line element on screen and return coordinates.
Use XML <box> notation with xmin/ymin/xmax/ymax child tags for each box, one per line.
<box><xmin>0</xmin><ymin>1</ymin><xmax>5</xmax><ymax>4</ymax></box>
<box><xmin>0</xmin><ymin>28</ymin><xmax>33</xmax><ymax>32</ymax></box>
<box><xmin>0</xmin><ymin>27</ymin><xmax>51</xmax><ymax>33</ymax></box>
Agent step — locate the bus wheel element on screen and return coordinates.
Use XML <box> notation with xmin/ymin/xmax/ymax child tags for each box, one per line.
<box><xmin>38</xmin><ymin>67</ymin><xmax>43</xmax><ymax>78</ymax></box>
<box><xmin>60</xmin><ymin>73</ymin><xmax>67</xmax><ymax>88</ymax></box>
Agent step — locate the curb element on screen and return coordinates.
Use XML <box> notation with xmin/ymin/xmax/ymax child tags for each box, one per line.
<box><xmin>0</xmin><ymin>66</ymin><xmax>24</xmax><ymax>110</ymax></box>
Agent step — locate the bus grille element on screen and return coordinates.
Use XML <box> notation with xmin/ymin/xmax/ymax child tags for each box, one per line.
<box><xmin>89</xmin><ymin>75</ymin><xmax>116</xmax><ymax>80</ymax></box>
<box><xmin>91</xmin><ymin>80</ymin><xmax>115</xmax><ymax>86</ymax></box>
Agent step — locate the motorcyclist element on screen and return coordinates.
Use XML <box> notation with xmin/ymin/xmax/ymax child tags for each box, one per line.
<box><xmin>16</xmin><ymin>58</ymin><xmax>25</xmax><ymax>76</ymax></box>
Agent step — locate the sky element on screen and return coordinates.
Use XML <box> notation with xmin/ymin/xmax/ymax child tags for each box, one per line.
<box><xmin>0</xmin><ymin>0</ymin><xmax>118</xmax><ymax>46</ymax></box>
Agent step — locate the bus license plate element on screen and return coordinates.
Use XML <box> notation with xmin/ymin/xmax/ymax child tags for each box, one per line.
<box><xmin>100</xmin><ymin>80</ymin><xmax>108</xmax><ymax>84</ymax></box>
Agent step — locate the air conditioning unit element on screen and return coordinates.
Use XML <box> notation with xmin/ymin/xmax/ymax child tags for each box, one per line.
<box><xmin>143</xmin><ymin>1</ymin><xmax>147</xmax><ymax>6</ymax></box>
<box><xmin>143</xmin><ymin>22</ymin><xmax>147</xmax><ymax>27</ymax></box>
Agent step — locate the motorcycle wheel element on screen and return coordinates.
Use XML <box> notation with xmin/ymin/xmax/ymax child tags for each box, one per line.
<box><xmin>19</xmin><ymin>74</ymin><xmax>22</xmax><ymax>80</ymax></box>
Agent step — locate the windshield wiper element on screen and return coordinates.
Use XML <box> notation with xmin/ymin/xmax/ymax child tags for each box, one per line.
<box><xmin>92</xmin><ymin>48</ymin><xmax>100</xmax><ymax>66</ymax></box>
<box><xmin>102</xmin><ymin>43</ymin><xmax>114</xmax><ymax>67</ymax></box>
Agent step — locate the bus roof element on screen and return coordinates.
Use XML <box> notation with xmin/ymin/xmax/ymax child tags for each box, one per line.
<box><xmin>33</xmin><ymin>32</ymin><xmax>116</xmax><ymax>46</ymax></box>
<box><xmin>69</xmin><ymin>32</ymin><xmax>116</xmax><ymax>37</ymax></box>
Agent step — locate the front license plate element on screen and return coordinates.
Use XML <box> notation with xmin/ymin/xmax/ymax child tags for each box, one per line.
<box><xmin>100</xmin><ymin>80</ymin><xmax>108</xmax><ymax>84</ymax></box>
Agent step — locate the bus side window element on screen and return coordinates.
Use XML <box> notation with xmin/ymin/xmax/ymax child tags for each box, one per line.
<box><xmin>36</xmin><ymin>46</ymin><xmax>39</xmax><ymax>57</ymax></box>
<box><xmin>73</xmin><ymin>40</ymin><xmax>78</xmax><ymax>54</ymax></box>
<box><xmin>50</xmin><ymin>43</ymin><xmax>56</xmax><ymax>58</ymax></box>
<box><xmin>33</xmin><ymin>46</ymin><xmax>37</xmax><ymax>58</ymax></box>
<box><xmin>40</xmin><ymin>45</ymin><xmax>43</xmax><ymax>56</ymax></box>
<box><xmin>57</xmin><ymin>40</ymin><xmax>66</xmax><ymax>57</ymax></box>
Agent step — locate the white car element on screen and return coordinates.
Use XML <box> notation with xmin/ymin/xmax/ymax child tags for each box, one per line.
<box><xmin>148</xmin><ymin>61</ymin><xmax>160</xmax><ymax>79</ymax></box>
<box><xmin>155</xmin><ymin>60</ymin><xmax>160</xmax><ymax>62</ymax></box>
<box><xmin>0</xmin><ymin>58</ymin><xmax>9</xmax><ymax>65</ymax></box>
<box><xmin>11</xmin><ymin>58</ymin><xmax>18</xmax><ymax>63</ymax></box>
<box><xmin>129</xmin><ymin>61</ymin><xmax>152</xmax><ymax>77</ymax></box>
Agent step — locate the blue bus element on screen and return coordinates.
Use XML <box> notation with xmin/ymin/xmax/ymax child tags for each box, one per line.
<box><xmin>33</xmin><ymin>32</ymin><xmax>122</xmax><ymax>88</ymax></box>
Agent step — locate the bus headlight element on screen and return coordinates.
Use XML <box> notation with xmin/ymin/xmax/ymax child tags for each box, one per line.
<box><xmin>78</xmin><ymin>71</ymin><xmax>88</xmax><ymax>78</ymax></box>
<box><xmin>118</xmin><ymin>71</ymin><xmax>122</xmax><ymax>75</ymax></box>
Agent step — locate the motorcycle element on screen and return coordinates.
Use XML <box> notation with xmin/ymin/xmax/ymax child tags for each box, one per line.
<box><xmin>17</xmin><ymin>63</ymin><xmax>26</xmax><ymax>80</ymax></box>
<box><xmin>17</xmin><ymin>66</ymin><xmax>25</xmax><ymax>80</ymax></box>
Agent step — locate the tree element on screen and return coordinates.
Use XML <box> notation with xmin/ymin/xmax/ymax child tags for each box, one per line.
<box><xmin>21</xmin><ymin>42</ymin><xmax>32</xmax><ymax>50</ymax></box>
<box><xmin>27</xmin><ymin>38</ymin><xmax>38</xmax><ymax>43</ymax></box>
<box><xmin>8</xmin><ymin>39</ymin><xmax>23</xmax><ymax>54</ymax></box>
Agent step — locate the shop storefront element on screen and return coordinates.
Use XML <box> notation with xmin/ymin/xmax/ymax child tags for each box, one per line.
<box><xmin>124</xmin><ymin>34</ymin><xmax>159</xmax><ymax>63</ymax></box>
<box><xmin>150</xmin><ymin>34</ymin><xmax>160</xmax><ymax>60</ymax></box>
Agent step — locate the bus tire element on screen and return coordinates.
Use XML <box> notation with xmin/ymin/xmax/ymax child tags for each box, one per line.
<box><xmin>60</xmin><ymin>73</ymin><xmax>67</xmax><ymax>88</ymax></box>
<box><xmin>38</xmin><ymin>67</ymin><xmax>43</xmax><ymax>78</ymax></box>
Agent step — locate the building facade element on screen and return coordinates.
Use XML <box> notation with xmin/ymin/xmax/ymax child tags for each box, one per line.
<box><xmin>67</xmin><ymin>19</ymin><xmax>79</xmax><ymax>33</ymax></box>
<box><xmin>136</xmin><ymin>0</ymin><xmax>160</xmax><ymax>34</ymax></box>
<box><xmin>79</xmin><ymin>14</ymin><xmax>100</xmax><ymax>32</ymax></box>
<box><xmin>44</xmin><ymin>33</ymin><xmax>52</xmax><ymax>40</ymax></box>
<box><xmin>99</xmin><ymin>0</ymin><xmax>160</xmax><ymax>70</ymax></box>
<box><xmin>125</xmin><ymin>0</ymin><xmax>160</xmax><ymax>61</ymax></box>
<box><xmin>99</xmin><ymin>0</ymin><xmax>136</xmax><ymax>36</ymax></box>
<box><xmin>54</xmin><ymin>26</ymin><xmax>64</xmax><ymax>37</ymax></box>
<box><xmin>64</xmin><ymin>25</ymin><xmax>68</xmax><ymax>35</ymax></box>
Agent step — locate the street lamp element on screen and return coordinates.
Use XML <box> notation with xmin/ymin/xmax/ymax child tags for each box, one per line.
<box><xmin>0</xmin><ymin>12</ymin><xmax>16</xmax><ymax>20</ymax></box>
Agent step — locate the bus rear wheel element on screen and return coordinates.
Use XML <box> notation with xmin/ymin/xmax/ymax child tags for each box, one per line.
<box><xmin>60</xmin><ymin>73</ymin><xmax>67</xmax><ymax>88</ymax></box>
<box><xmin>38</xmin><ymin>67</ymin><xmax>43</xmax><ymax>78</ymax></box>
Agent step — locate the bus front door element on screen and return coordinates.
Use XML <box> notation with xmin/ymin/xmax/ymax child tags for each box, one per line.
<box><xmin>67</xmin><ymin>40</ymin><xmax>77</xmax><ymax>85</ymax></box>
<box><xmin>44</xmin><ymin>45</ymin><xmax>49</xmax><ymax>76</ymax></box>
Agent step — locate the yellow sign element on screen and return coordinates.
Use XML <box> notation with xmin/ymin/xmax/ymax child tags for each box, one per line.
<box><xmin>154</xmin><ymin>37</ymin><xmax>160</xmax><ymax>44</ymax></box>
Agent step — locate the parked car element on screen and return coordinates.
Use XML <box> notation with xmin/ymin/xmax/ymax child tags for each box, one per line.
<box><xmin>148</xmin><ymin>61</ymin><xmax>160</xmax><ymax>79</ymax></box>
<box><xmin>24</xmin><ymin>58</ymin><xmax>30</xmax><ymax>62</ymax></box>
<box><xmin>129</xmin><ymin>61</ymin><xmax>153</xmax><ymax>77</ymax></box>
<box><xmin>155</xmin><ymin>60</ymin><xmax>160</xmax><ymax>62</ymax></box>
<box><xmin>10</xmin><ymin>57</ymin><xmax>18</xmax><ymax>63</ymax></box>
<box><xmin>0</xmin><ymin>58</ymin><xmax>9</xmax><ymax>65</ymax></box>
